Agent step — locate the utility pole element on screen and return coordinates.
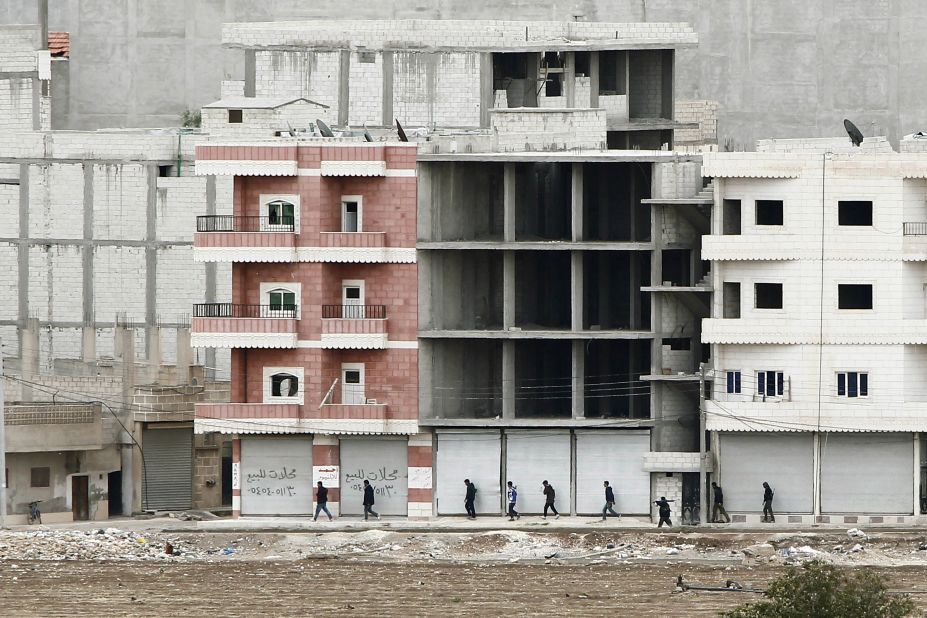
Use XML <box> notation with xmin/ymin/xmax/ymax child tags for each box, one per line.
<box><xmin>698</xmin><ymin>362</ymin><xmax>707</xmax><ymax>525</ymax></box>
<box><xmin>0</xmin><ymin>336</ymin><xmax>6</xmax><ymax>529</ymax></box>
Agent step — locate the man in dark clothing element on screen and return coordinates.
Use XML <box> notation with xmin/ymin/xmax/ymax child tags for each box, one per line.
<box><xmin>602</xmin><ymin>481</ymin><xmax>620</xmax><ymax>521</ymax></box>
<box><xmin>314</xmin><ymin>481</ymin><xmax>333</xmax><ymax>522</ymax></box>
<box><xmin>711</xmin><ymin>482</ymin><xmax>730</xmax><ymax>523</ymax></box>
<box><xmin>506</xmin><ymin>481</ymin><xmax>519</xmax><ymax>521</ymax></box>
<box><xmin>464</xmin><ymin>479</ymin><xmax>477</xmax><ymax>520</ymax></box>
<box><xmin>362</xmin><ymin>479</ymin><xmax>380</xmax><ymax>521</ymax></box>
<box><xmin>541</xmin><ymin>480</ymin><xmax>560</xmax><ymax>519</ymax></box>
<box><xmin>654</xmin><ymin>496</ymin><xmax>674</xmax><ymax>527</ymax></box>
<box><xmin>762</xmin><ymin>482</ymin><xmax>775</xmax><ymax>523</ymax></box>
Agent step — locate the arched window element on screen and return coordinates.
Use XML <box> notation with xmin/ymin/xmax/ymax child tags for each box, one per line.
<box><xmin>267</xmin><ymin>287</ymin><xmax>297</xmax><ymax>316</ymax></box>
<box><xmin>270</xmin><ymin>373</ymin><xmax>299</xmax><ymax>398</ymax></box>
<box><xmin>266</xmin><ymin>199</ymin><xmax>295</xmax><ymax>229</ymax></box>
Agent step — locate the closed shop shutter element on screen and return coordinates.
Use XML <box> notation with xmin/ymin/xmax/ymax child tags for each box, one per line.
<box><xmin>575</xmin><ymin>430</ymin><xmax>650</xmax><ymax>515</ymax></box>
<box><xmin>505</xmin><ymin>431</ymin><xmax>570</xmax><ymax>514</ymax></box>
<box><xmin>436</xmin><ymin>431</ymin><xmax>501</xmax><ymax>515</ymax></box>
<box><xmin>821</xmin><ymin>433</ymin><xmax>913</xmax><ymax>514</ymax></box>
<box><xmin>719</xmin><ymin>433</ymin><xmax>813</xmax><ymax>513</ymax></box>
<box><xmin>240</xmin><ymin>437</ymin><xmax>313</xmax><ymax>515</ymax></box>
<box><xmin>340</xmin><ymin>438</ymin><xmax>408</xmax><ymax>516</ymax></box>
<box><xmin>142</xmin><ymin>427</ymin><xmax>192</xmax><ymax>510</ymax></box>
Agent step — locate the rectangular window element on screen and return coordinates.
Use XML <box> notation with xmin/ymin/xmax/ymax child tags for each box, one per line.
<box><xmin>838</xmin><ymin>201</ymin><xmax>873</xmax><ymax>226</ymax></box>
<box><xmin>30</xmin><ymin>467</ymin><xmax>50</xmax><ymax>488</ymax></box>
<box><xmin>269</xmin><ymin>290</ymin><xmax>296</xmax><ymax>312</ymax></box>
<box><xmin>754</xmin><ymin>283</ymin><xmax>783</xmax><ymax>309</ymax></box>
<box><xmin>755</xmin><ymin>200</ymin><xmax>784</xmax><ymax>226</ymax></box>
<box><xmin>838</xmin><ymin>284</ymin><xmax>873</xmax><ymax>310</ymax></box>
<box><xmin>837</xmin><ymin>372</ymin><xmax>868</xmax><ymax>398</ymax></box>
<box><xmin>723</xmin><ymin>199</ymin><xmax>742</xmax><ymax>235</ymax></box>
<box><xmin>757</xmin><ymin>371</ymin><xmax>785</xmax><ymax>398</ymax></box>
<box><xmin>726</xmin><ymin>371</ymin><xmax>742</xmax><ymax>394</ymax></box>
<box><xmin>723</xmin><ymin>282</ymin><xmax>741</xmax><ymax>319</ymax></box>
<box><xmin>341</xmin><ymin>197</ymin><xmax>362</xmax><ymax>233</ymax></box>
<box><xmin>228</xmin><ymin>109</ymin><xmax>243</xmax><ymax>123</ymax></box>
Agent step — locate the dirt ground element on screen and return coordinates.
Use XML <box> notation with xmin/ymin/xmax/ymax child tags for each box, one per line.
<box><xmin>4</xmin><ymin>560</ymin><xmax>927</xmax><ymax>617</ymax></box>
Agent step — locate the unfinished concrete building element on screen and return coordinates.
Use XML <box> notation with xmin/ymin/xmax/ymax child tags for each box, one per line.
<box><xmin>213</xmin><ymin>19</ymin><xmax>712</xmax><ymax>518</ymax></box>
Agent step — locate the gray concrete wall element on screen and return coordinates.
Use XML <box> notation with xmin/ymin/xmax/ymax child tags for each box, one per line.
<box><xmin>1</xmin><ymin>0</ymin><xmax>922</xmax><ymax>146</ymax></box>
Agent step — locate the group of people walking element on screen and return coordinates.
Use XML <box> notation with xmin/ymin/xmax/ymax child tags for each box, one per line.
<box><xmin>710</xmin><ymin>481</ymin><xmax>775</xmax><ymax>523</ymax></box>
<box><xmin>311</xmin><ymin>479</ymin><xmax>381</xmax><ymax>522</ymax></box>
<box><xmin>463</xmin><ymin>479</ymin><xmax>630</xmax><ymax>522</ymax></box>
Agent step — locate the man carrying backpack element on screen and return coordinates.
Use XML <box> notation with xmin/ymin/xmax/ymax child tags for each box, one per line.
<box><xmin>506</xmin><ymin>481</ymin><xmax>519</xmax><ymax>521</ymax></box>
<box><xmin>464</xmin><ymin>478</ymin><xmax>477</xmax><ymax>520</ymax></box>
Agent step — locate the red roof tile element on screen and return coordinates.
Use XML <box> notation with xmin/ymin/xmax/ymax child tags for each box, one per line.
<box><xmin>48</xmin><ymin>32</ymin><xmax>69</xmax><ymax>58</ymax></box>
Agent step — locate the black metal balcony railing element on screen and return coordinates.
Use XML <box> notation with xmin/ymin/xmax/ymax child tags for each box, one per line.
<box><xmin>196</xmin><ymin>215</ymin><xmax>295</xmax><ymax>233</ymax></box>
<box><xmin>322</xmin><ymin>304</ymin><xmax>387</xmax><ymax>319</ymax></box>
<box><xmin>193</xmin><ymin>303</ymin><xmax>297</xmax><ymax>318</ymax></box>
<box><xmin>904</xmin><ymin>222</ymin><xmax>927</xmax><ymax>236</ymax></box>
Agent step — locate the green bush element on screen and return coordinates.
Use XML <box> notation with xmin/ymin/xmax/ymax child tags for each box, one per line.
<box><xmin>722</xmin><ymin>561</ymin><xmax>917</xmax><ymax>618</ymax></box>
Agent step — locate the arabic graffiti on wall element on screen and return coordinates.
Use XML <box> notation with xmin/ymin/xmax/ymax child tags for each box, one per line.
<box><xmin>343</xmin><ymin>467</ymin><xmax>405</xmax><ymax>500</ymax></box>
<box><xmin>244</xmin><ymin>466</ymin><xmax>298</xmax><ymax>498</ymax></box>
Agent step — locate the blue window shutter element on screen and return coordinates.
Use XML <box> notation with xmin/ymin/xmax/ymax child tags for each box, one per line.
<box><xmin>859</xmin><ymin>373</ymin><xmax>868</xmax><ymax>397</ymax></box>
<box><xmin>735</xmin><ymin>371</ymin><xmax>741</xmax><ymax>393</ymax></box>
<box><xmin>776</xmin><ymin>372</ymin><xmax>784</xmax><ymax>396</ymax></box>
<box><xmin>757</xmin><ymin>372</ymin><xmax>766</xmax><ymax>397</ymax></box>
<box><xmin>837</xmin><ymin>373</ymin><xmax>846</xmax><ymax>396</ymax></box>
<box><xmin>848</xmin><ymin>372</ymin><xmax>858</xmax><ymax>398</ymax></box>
<box><xmin>727</xmin><ymin>371</ymin><xmax>734</xmax><ymax>393</ymax></box>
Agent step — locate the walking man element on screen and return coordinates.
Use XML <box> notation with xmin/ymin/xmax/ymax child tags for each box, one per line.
<box><xmin>602</xmin><ymin>481</ymin><xmax>620</xmax><ymax>521</ymax></box>
<box><xmin>362</xmin><ymin>479</ymin><xmax>380</xmax><ymax>521</ymax></box>
<box><xmin>762</xmin><ymin>481</ymin><xmax>775</xmax><ymax>523</ymax></box>
<box><xmin>464</xmin><ymin>479</ymin><xmax>477</xmax><ymax>520</ymax></box>
<box><xmin>506</xmin><ymin>481</ymin><xmax>520</xmax><ymax>521</ymax></box>
<box><xmin>654</xmin><ymin>496</ymin><xmax>674</xmax><ymax>528</ymax></box>
<box><xmin>541</xmin><ymin>480</ymin><xmax>560</xmax><ymax>520</ymax></box>
<box><xmin>711</xmin><ymin>482</ymin><xmax>730</xmax><ymax>523</ymax></box>
<box><xmin>314</xmin><ymin>481</ymin><xmax>333</xmax><ymax>522</ymax></box>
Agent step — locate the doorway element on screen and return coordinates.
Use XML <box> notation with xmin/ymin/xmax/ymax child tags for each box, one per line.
<box><xmin>72</xmin><ymin>475</ymin><xmax>90</xmax><ymax>521</ymax></box>
<box><xmin>342</xmin><ymin>363</ymin><xmax>365</xmax><ymax>404</ymax></box>
<box><xmin>342</xmin><ymin>280</ymin><xmax>365</xmax><ymax>319</ymax></box>
<box><xmin>107</xmin><ymin>471</ymin><xmax>123</xmax><ymax>516</ymax></box>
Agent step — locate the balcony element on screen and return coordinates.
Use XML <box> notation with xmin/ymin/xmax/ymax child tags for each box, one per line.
<box><xmin>195</xmin><ymin>402</ymin><xmax>302</xmax><ymax>421</ymax></box>
<box><xmin>191</xmin><ymin>303</ymin><xmax>298</xmax><ymax>349</ymax></box>
<box><xmin>5</xmin><ymin>403</ymin><xmax>103</xmax><ymax>453</ymax></box>
<box><xmin>320</xmin><ymin>231</ymin><xmax>386</xmax><ymax>248</ymax></box>
<box><xmin>194</xmin><ymin>215</ymin><xmax>297</xmax><ymax>263</ymax></box>
<box><xmin>904</xmin><ymin>222</ymin><xmax>927</xmax><ymax>260</ymax></box>
<box><xmin>321</xmin><ymin>304</ymin><xmax>388</xmax><ymax>349</ymax></box>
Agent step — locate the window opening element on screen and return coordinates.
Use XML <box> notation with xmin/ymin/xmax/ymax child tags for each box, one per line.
<box><xmin>726</xmin><ymin>371</ymin><xmax>742</xmax><ymax>394</ymax></box>
<box><xmin>270</xmin><ymin>373</ymin><xmax>299</xmax><ymax>398</ymax></box>
<box><xmin>838</xmin><ymin>284</ymin><xmax>873</xmax><ymax>310</ymax></box>
<box><xmin>31</xmin><ymin>467</ymin><xmax>50</xmax><ymax>488</ymax></box>
<box><xmin>268</xmin><ymin>289</ymin><xmax>296</xmax><ymax>314</ymax></box>
<box><xmin>342</xmin><ymin>200</ymin><xmax>359</xmax><ymax>232</ymax></box>
<box><xmin>837</xmin><ymin>372</ymin><xmax>868</xmax><ymax>398</ymax></box>
<box><xmin>754</xmin><ymin>283</ymin><xmax>783</xmax><ymax>309</ymax></box>
<box><xmin>267</xmin><ymin>200</ymin><xmax>295</xmax><ymax>229</ymax></box>
<box><xmin>838</xmin><ymin>201</ymin><xmax>873</xmax><ymax>226</ymax></box>
<box><xmin>755</xmin><ymin>200</ymin><xmax>784</xmax><ymax>226</ymax></box>
<box><xmin>757</xmin><ymin>371</ymin><xmax>784</xmax><ymax>398</ymax></box>
<box><xmin>228</xmin><ymin>109</ymin><xmax>243</xmax><ymax>123</ymax></box>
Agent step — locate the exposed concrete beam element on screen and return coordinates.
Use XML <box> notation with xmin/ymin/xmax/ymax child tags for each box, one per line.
<box><xmin>381</xmin><ymin>51</ymin><xmax>393</xmax><ymax>127</ymax></box>
<box><xmin>564</xmin><ymin>51</ymin><xmax>576</xmax><ymax>107</ymax></box>
<box><xmin>589</xmin><ymin>52</ymin><xmax>599</xmax><ymax>108</ymax></box>
<box><xmin>479</xmin><ymin>52</ymin><xmax>493</xmax><ymax>128</ymax></box>
<box><xmin>338</xmin><ymin>50</ymin><xmax>350</xmax><ymax>126</ymax></box>
<box><xmin>570</xmin><ymin>250</ymin><xmax>583</xmax><ymax>331</ymax></box>
<box><xmin>571</xmin><ymin>162</ymin><xmax>583</xmax><ymax>242</ymax></box>
<box><xmin>17</xmin><ymin>164</ymin><xmax>29</xmax><ymax>332</ymax></box>
<box><xmin>82</xmin><ymin>163</ymin><xmax>94</xmax><ymax>327</ymax></box>
<box><xmin>503</xmin><ymin>251</ymin><xmax>515</xmax><ymax>329</ymax></box>
<box><xmin>503</xmin><ymin>163</ymin><xmax>515</xmax><ymax>242</ymax></box>
<box><xmin>144</xmin><ymin>165</ymin><xmax>157</xmax><ymax>358</ymax></box>
<box><xmin>243</xmin><ymin>50</ymin><xmax>256</xmax><ymax>97</ymax></box>
<box><xmin>502</xmin><ymin>340</ymin><xmax>514</xmax><ymax>419</ymax></box>
<box><xmin>571</xmin><ymin>340</ymin><xmax>584</xmax><ymax>418</ymax></box>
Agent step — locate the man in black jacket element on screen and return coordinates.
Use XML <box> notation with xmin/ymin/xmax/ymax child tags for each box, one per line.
<box><xmin>464</xmin><ymin>479</ymin><xmax>477</xmax><ymax>520</ymax></box>
<box><xmin>762</xmin><ymin>481</ymin><xmax>775</xmax><ymax>523</ymax></box>
<box><xmin>314</xmin><ymin>481</ymin><xmax>333</xmax><ymax>522</ymax></box>
<box><xmin>602</xmin><ymin>481</ymin><xmax>620</xmax><ymax>521</ymax></box>
<box><xmin>654</xmin><ymin>496</ymin><xmax>673</xmax><ymax>527</ymax></box>
<box><xmin>363</xmin><ymin>480</ymin><xmax>380</xmax><ymax>521</ymax></box>
<box><xmin>711</xmin><ymin>482</ymin><xmax>730</xmax><ymax>523</ymax></box>
<box><xmin>541</xmin><ymin>480</ymin><xmax>560</xmax><ymax>519</ymax></box>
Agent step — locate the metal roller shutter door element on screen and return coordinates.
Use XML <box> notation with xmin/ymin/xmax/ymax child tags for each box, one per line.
<box><xmin>142</xmin><ymin>427</ymin><xmax>192</xmax><ymax>510</ymax></box>
<box><xmin>340</xmin><ymin>438</ymin><xmax>408</xmax><ymax>516</ymax></box>
<box><xmin>575</xmin><ymin>431</ymin><xmax>650</xmax><ymax>515</ymax></box>
<box><xmin>436</xmin><ymin>431</ymin><xmax>501</xmax><ymax>515</ymax></box>
<box><xmin>240</xmin><ymin>437</ymin><xmax>313</xmax><ymax>515</ymax></box>
<box><xmin>505</xmin><ymin>431</ymin><xmax>571</xmax><ymax>514</ymax></box>
<box><xmin>821</xmin><ymin>433</ymin><xmax>913</xmax><ymax>514</ymax></box>
<box><xmin>719</xmin><ymin>433</ymin><xmax>813</xmax><ymax>513</ymax></box>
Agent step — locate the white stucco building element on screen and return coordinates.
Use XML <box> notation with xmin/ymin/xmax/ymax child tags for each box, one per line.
<box><xmin>702</xmin><ymin>134</ymin><xmax>927</xmax><ymax>525</ymax></box>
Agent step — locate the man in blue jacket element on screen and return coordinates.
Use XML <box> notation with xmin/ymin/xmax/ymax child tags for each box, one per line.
<box><xmin>362</xmin><ymin>479</ymin><xmax>380</xmax><ymax>521</ymax></box>
<box><xmin>506</xmin><ymin>480</ymin><xmax>519</xmax><ymax>521</ymax></box>
<box><xmin>602</xmin><ymin>480</ymin><xmax>621</xmax><ymax>521</ymax></box>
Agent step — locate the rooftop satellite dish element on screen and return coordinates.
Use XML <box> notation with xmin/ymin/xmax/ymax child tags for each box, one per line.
<box><xmin>316</xmin><ymin>118</ymin><xmax>334</xmax><ymax>138</ymax></box>
<box><xmin>844</xmin><ymin>119</ymin><xmax>864</xmax><ymax>147</ymax></box>
<box><xmin>364</xmin><ymin>128</ymin><xmax>374</xmax><ymax>143</ymax></box>
<box><xmin>396</xmin><ymin>118</ymin><xmax>409</xmax><ymax>142</ymax></box>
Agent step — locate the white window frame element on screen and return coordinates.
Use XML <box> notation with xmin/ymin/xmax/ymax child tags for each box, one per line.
<box><xmin>756</xmin><ymin>370</ymin><xmax>785</xmax><ymax>400</ymax></box>
<box><xmin>341</xmin><ymin>195</ymin><xmax>363</xmax><ymax>233</ymax></box>
<box><xmin>725</xmin><ymin>370</ymin><xmax>742</xmax><ymax>394</ymax></box>
<box><xmin>263</xmin><ymin>366</ymin><xmax>304</xmax><ymax>405</ymax></box>
<box><xmin>259</xmin><ymin>282</ymin><xmax>301</xmax><ymax>319</ymax></box>
<box><xmin>260</xmin><ymin>194</ymin><xmax>300</xmax><ymax>233</ymax></box>
<box><xmin>341</xmin><ymin>363</ymin><xmax>365</xmax><ymax>404</ymax></box>
<box><xmin>836</xmin><ymin>371</ymin><xmax>869</xmax><ymax>398</ymax></box>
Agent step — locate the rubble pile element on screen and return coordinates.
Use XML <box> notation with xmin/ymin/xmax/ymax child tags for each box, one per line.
<box><xmin>0</xmin><ymin>529</ymin><xmax>204</xmax><ymax>561</ymax></box>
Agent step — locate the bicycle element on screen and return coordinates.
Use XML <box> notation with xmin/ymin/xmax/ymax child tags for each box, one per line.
<box><xmin>27</xmin><ymin>500</ymin><xmax>42</xmax><ymax>525</ymax></box>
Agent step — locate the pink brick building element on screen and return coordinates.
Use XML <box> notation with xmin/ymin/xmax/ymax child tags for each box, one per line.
<box><xmin>191</xmin><ymin>139</ymin><xmax>430</xmax><ymax>518</ymax></box>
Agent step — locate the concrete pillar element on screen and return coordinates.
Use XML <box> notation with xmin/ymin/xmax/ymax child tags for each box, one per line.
<box><xmin>629</xmin><ymin>252</ymin><xmax>641</xmax><ymax>330</ymax></box>
<box><xmin>503</xmin><ymin>164</ymin><xmax>516</xmax><ymax>242</ymax></box>
<box><xmin>243</xmin><ymin>50</ymin><xmax>256</xmax><ymax>97</ymax></box>
<box><xmin>479</xmin><ymin>52</ymin><xmax>493</xmax><ymax>128</ymax></box>
<box><xmin>21</xmin><ymin>318</ymin><xmax>40</xmax><ymax>402</ymax></box>
<box><xmin>338</xmin><ymin>50</ymin><xmax>350</xmax><ymax>126</ymax></box>
<box><xmin>571</xmin><ymin>340</ymin><xmax>584</xmax><ymax>419</ymax></box>
<box><xmin>914</xmin><ymin>433</ymin><xmax>921</xmax><ymax>520</ymax></box>
<box><xmin>418</xmin><ymin>341</ymin><xmax>433</xmax><ymax>419</ymax></box>
<box><xmin>81</xmin><ymin>325</ymin><xmax>95</xmax><ymax>367</ymax></box>
<box><xmin>147</xmin><ymin>326</ymin><xmax>161</xmax><ymax>384</ymax></box>
<box><xmin>381</xmin><ymin>51</ymin><xmax>394</xmax><ymax>127</ymax></box>
<box><xmin>175</xmin><ymin>327</ymin><xmax>191</xmax><ymax>385</ymax></box>
<box><xmin>37</xmin><ymin>0</ymin><xmax>48</xmax><ymax>50</ymax></box>
<box><xmin>571</xmin><ymin>163</ymin><xmax>583</xmax><ymax>242</ymax></box>
<box><xmin>564</xmin><ymin>52</ymin><xmax>576</xmax><ymax>108</ymax></box>
<box><xmin>570</xmin><ymin>251</ymin><xmax>583</xmax><ymax>331</ymax></box>
<box><xmin>503</xmin><ymin>251</ymin><xmax>515</xmax><ymax>329</ymax></box>
<box><xmin>502</xmin><ymin>340</ymin><xmax>515</xmax><ymax>419</ymax></box>
<box><xmin>119</xmin><ymin>328</ymin><xmax>136</xmax><ymax>516</ymax></box>
<box><xmin>589</xmin><ymin>52</ymin><xmax>599</xmax><ymax>108</ymax></box>
<box><xmin>812</xmin><ymin>431</ymin><xmax>821</xmax><ymax>519</ymax></box>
